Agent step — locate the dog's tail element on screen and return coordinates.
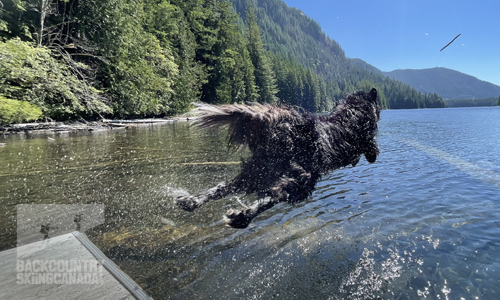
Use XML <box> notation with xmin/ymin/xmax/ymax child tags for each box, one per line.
<box><xmin>192</xmin><ymin>102</ymin><xmax>297</xmax><ymax>148</ymax></box>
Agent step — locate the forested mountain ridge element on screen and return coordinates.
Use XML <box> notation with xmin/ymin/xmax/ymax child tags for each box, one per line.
<box><xmin>231</xmin><ymin>0</ymin><xmax>348</xmax><ymax>82</ymax></box>
<box><xmin>230</xmin><ymin>0</ymin><xmax>446</xmax><ymax>110</ymax></box>
<box><xmin>0</xmin><ymin>0</ymin><xmax>445</xmax><ymax>125</ymax></box>
<box><xmin>384</xmin><ymin>68</ymin><xmax>500</xmax><ymax>100</ymax></box>
<box><xmin>350</xmin><ymin>60</ymin><xmax>500</xmax><ymax>107</ymax></box>
<box><xmin>350</xmin><ymin>58</ymin><xmax>384</xmax><ymax>76</ymax></box>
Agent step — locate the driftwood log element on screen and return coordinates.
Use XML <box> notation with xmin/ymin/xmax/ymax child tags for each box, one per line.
<box><xmin>0</xmin><ymin>119</ymin><xmax>180</xmax><ymax>135</ymax></box>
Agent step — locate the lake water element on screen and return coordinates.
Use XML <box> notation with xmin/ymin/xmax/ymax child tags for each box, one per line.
<box><xmin>1</xmin><ymin>107</ymin><xmax>499</xmax><ymax>299</ymax></box>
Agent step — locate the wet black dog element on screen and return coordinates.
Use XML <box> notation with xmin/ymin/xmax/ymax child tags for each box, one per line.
<box><xmin>176</xmin><ymin>88</ymin><xmax>380</xmax><ymax>228</ymax></box>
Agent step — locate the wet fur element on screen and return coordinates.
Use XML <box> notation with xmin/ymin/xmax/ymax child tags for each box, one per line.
<box><xmin>175</xmin><ymin>89</ymin><xmax>381</xmax><ymax>228</ymax></box>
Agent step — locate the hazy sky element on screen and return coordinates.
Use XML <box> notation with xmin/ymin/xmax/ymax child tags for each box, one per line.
<box><xmin>282</xmin><ymin>0</ymin><xmax>500</xmax><ymax>86</ymax></box>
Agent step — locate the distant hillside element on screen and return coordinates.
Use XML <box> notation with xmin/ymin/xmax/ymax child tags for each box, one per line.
<box><xmin>446</xmin><ymin>97</ymin><xmax>499</xmax><ymax>107</ymax></box>
<box><xmin>229</xmin><ymin>0</ymin><xmax>446</xmax><ymax>109</ymax></box>
<box><xmin>384</xmin><ymin>68</ymin><xmax>500</xmax><ymax>99</ymax></box>
<box><xmin>230</xmin><ymin>0</ymin><xmax>349</xmax><ymax>82</ymax></box>
<box><xmin>350</xmin><ymin>58</ymin><xmax>384</xmax><ymax>76</ymax></box>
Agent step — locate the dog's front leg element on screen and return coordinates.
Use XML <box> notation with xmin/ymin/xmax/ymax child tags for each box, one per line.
<box><xmin>364</xmin><ymin>139</ymin><xmax>379</xmax><ymax>163</ymax></box>
<box><xmin>175</xmin><ymin>182</ymin><xmax>232</xmax><ymax>212</ymax></box>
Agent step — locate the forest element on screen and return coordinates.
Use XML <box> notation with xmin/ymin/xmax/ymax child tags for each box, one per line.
<box><xmin>0</xmin><ymin>0</ymin><xmax>446</xmax><ymax>125</ymax></box>
<box><xmin>445</xmin><ymin>97</ymin><xmax>500</xmax><ymax>108</ymax></box>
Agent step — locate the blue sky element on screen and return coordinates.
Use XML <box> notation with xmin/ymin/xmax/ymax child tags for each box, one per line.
<box><xmin>282</xmin><ymin>0</ymin><xmax>500</xmax><ymax>86</ymax></box>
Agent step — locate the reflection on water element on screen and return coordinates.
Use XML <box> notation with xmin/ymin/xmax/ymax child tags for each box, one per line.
<box><xmin>1</xmin><ymin>107</ymin><xmax>500</xmax><ymax>299</ymax></box>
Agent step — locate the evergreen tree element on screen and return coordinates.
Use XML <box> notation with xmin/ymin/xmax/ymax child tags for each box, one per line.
<box><xmin>303</xmin><ymin>69</ymin><xmax>320</xmax><ymax>111</ymax></box>
<box><xmin>0</xmin><ymin>0</ymin><xmax>450</xmax><ymax>123</ymax></box>
<box><xmin>245</xmin><ymin>3</ymin><xmax>278</xmax><ymax>104</ymax></box>
<box><xmin>239</xmin><ymin>35</ymin><xmax>259</xmax><ymax>103</ymax></box>
<box><xmin>193</xmin><ymin>0</ymin><xmax>252</xmax><ymax>104</ymax></box>
<box><xmin>143</xmin><ymin>0</ymin><xmax>201</xmax><ymax>113</ymax></box>
<box><xmin>171</xmin><ymin>15</ymin><xmax>203</xmax><ymax>113</ymax></box>
<box><xmin>77</xmin><ymin>0</ymin><xmax>178</xmax><ymax>117</ymax></box>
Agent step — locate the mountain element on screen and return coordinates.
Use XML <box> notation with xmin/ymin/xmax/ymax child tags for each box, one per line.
<box><xmin>229</xmin><ymin>0</ymin><xmax>446</xmax><ymax>109</ymax></box>
<box><xmin>350</xmin><ymin>58</ymin><xmax>384</xmax><ymax>76</ymax></box>
<box><xmin>230</xmin><ymin>0</ymin><xmax>348</xmax><ymax>82</ymax></box>
<box><xmin>384</xmin><ymin>68</ymin><xmax>500</xmax><ymax>99</ymax></box>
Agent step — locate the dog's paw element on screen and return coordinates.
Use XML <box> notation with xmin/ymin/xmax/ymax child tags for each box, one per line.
<box><xmin>224</xmin><ymin>208</ymin><xmax>254</xmax><ymax>228</ymax></box>
<box><xmin>175</xmin><ymin>195</ymin><xmax>202</xmax><ymax>212</ymax></box>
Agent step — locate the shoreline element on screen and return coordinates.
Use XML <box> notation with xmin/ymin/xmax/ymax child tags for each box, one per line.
<box><xmin>0</xmin><ymin>117</ymin><xmax>194</xmax><ymax>136</ymax></box>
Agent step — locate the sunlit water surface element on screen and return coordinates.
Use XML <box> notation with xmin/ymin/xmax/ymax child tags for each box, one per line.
<box><xmin>1</xmin><ymin>107</ymin><xmax>500</xmax><ymax>299</ymax></box>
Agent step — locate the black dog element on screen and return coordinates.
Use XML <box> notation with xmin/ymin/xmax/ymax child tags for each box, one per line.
<box><xmin>176</xmin><ymin>88</ymin><xmax>380</xmax><ymax>228</ymax></box>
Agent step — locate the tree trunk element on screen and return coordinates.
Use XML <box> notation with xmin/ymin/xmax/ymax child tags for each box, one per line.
<box><xmin>38</xmin><ymin>0</ymin><xmax>50</xmax><ymax>47</ymax></box>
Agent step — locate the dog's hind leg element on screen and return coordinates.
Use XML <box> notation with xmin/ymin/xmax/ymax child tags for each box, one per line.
<box><xmin>224</xmin><ymin>177</ymin><xmax>308</xmax><ymax>228</ymax></box>
<box><xmin>224</xmin><ymin>196</ymin><xmax>279</xmax><ymax>228</ymax></box>
<box><xmin>175</xmin><ymin>182</ymin><xmax>233</xmax><ymax>212</ymax></box>
<box><xmin>224</xmin><ymin>164</ymin><xmax>319</xmax><ymax>228</ymax></box>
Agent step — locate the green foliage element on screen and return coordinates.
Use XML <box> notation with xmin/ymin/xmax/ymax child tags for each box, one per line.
<box><xmin>273</xmin><ymin>55</ymin><xmax>336</xmax><ymax>111</ymax></box>
<box><xmin>245</xmin><ymin>4</ymin><xmax>278</xmax><ymax>104</ymax></box>
<box><xmin>0</xmin><ymin>0</ymin><xmax>32</xmax><ymax>41</ymax></box>
<box><xmin>0</xmin><ymin>38</ymin><xmax>111</xmax><ymax>120</ymax></box>
<box><xmin>197</xmin><ymin>1</ymin><xmax>249</xmax><ymax>104</ymax></box>
<box><xmin>148</xmin><ymin>1</ymin><xmax>203</xmax><ymax>112</ymax></box>
<box><xmin>231</xmin><ymin>0</ymin><xmax>348</xmax><ymax>83</ymax></box>
<box><xmin>446</xmin><ymin>97</ymin><xmax>498</xmax><ymax>108</ymax></box>
<box><xmin>230</xmin><ymin>0</ymin><xmax>446</xmax><ymax>110</ymax></box>
<box><xmin>0</xmin><ymin>95</ymin><xmax>42</xmax><ymax>125</ymax></box>
<box><xmin>239</xmin><ymin>35</ymin><xmax>259</xmax><ymax>103</ymax></box>
<box><xmin>77</xmin><ymin>0</ymin><xmax>178</xmax><ymax>117</ymax></box>
<box><xmin>0</xmin><ymin>0</ymin><xmax>449</xmax><ymax>125</ymax></box>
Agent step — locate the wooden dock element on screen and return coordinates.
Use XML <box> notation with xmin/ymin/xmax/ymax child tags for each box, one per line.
<box><xmin>0</xmin><ymin>231</ymin><xmax>151</xmax><ymax>300</ymax></box>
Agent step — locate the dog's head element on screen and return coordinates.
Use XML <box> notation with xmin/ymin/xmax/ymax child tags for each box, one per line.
<box><xmin>367</xmin><ymin>88</ymin><xmax>381</xmax><ymax>120</ymax></box>
<box><xmin>334</xmin><ymin>88</ymin><xmax>380</xmax><ymax>164</ymax></box>
<box><xmin>360</xmin><ymin>88</ymin><xmax>380</xmax><ymax>163</ymax></box>
<box><xmin>351</xmin><ymin>88</ymin><xmax>380</xmax><ymax>121</ymax></box>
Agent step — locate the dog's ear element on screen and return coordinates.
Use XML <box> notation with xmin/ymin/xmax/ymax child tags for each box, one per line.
<box><xmin>368</xmin><ymin>88</ymin><xmax>377</xmax><ymax>102</ymax></box>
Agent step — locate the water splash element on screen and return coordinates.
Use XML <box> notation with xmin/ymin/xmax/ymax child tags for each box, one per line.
<box><xmin>339</xmin><ymin>247</ymin><xmax>403</xmax><ymax>299</ymax></box>
<box><xmin>160</xmin><ymin>184</ymin><xmax>190</xmax><ymax>199</ymax></box>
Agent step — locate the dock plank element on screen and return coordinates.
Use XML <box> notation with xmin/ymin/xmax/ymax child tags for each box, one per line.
<box><xmin>0</xmin><ymin>232</ymin><xmax>150</xmax><ymax>300</ymax></box>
